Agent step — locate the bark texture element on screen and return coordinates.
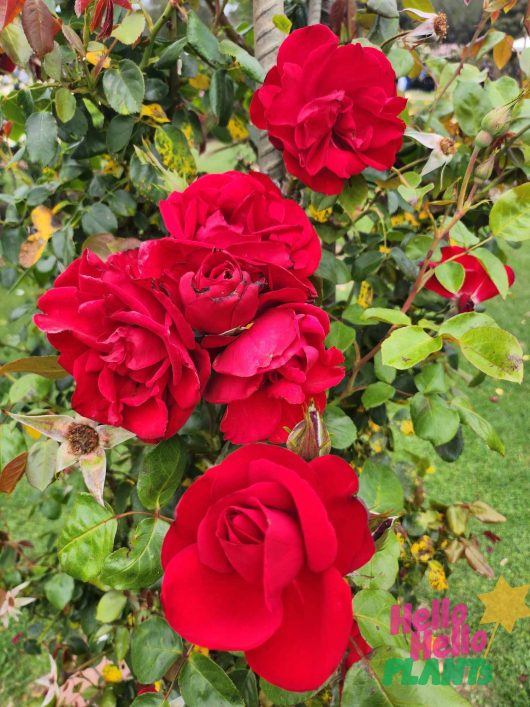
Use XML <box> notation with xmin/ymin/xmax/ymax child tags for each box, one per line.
<box><xmin>308</xmin><ymin>0</ymin><xmax>322</xmax><ymax>25</ymax></box>
<box><xmin>253</xmin><ymin>0</ymin><xmax>285</xmax><ymax>183</ymax></box>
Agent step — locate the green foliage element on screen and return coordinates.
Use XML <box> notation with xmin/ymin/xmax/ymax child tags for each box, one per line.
<box><xmin>130</xmin><ymin>616</ymin><xmax>183</xmax><ymax>684</ymax></box>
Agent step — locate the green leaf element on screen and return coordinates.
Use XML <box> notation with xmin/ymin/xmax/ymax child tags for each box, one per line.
<box><xmin>210</xmin><ymin>70</ymin><xmax>234</xmax><ymax>126</ymax></box>
<box><xmin>316</xmin><ymin>249</ymin><xmax>351</xmax><ymax>284</ymax></box>
<box><xmin>55</xmin><ymin>87</ymin><xmax>76</xmax><ymax>123</ymax></box>
<box><xmin>187</xmin><ymin>11</ymin><xmax>226</xmax><ymax>66</ymax></box>
<box><xmin>272</xmin><ymin>14</ymin><xmax>292</xmax><ymax>33</ymax></box>
<box><xmin>414</xmin><ymin>362</ymin><xmax>447</xmax><ymax>394</ymax></box>
<box><xmin>433</xmin><ymin>260</ymin><xmax>465</xmax><ymax>294</ymax></box>
<box><xmin>137</xmin><ymin>435</ymin><xmax>188</xmax><ymax>510</ymax></box>
<box><xmin>103</xmin><ymin>59</ymin><xmax>145</xmax><ymax>115</ymax></box>
<box><xmin>44</xmin><ymin>572</ymin><xmax>74</xmax><ymax>610</ymax></box>
<box><xmin>519</xmin><ymin>47</ymin><xmax>530</xmax><ymax>76</ymax></box>
<box><xmin>358</xmin><ymin>461</ymin><xmax>404</xmax><ymax>514</ymax></box>
<box><xmin>9</xmin><ymin>374</ymin><xmax>51</xmax><ymax>403</ymax></box>
<box><xmin>58</xmin><ymin>493</ymin><xmax>117</xmax><ymax>581</ymax></box>
<box><xmin>326</xmin><ymin>321</ymin><xmax>355</xmax><ymax>351</ymax></box>
<box><xmin>388</xmin><ymin>46</ymin><xmax>414</xmax><ymax>77</ymax></box>
<box><xmin>472</xmin><ymin>248</ymin><xmax>510</xmax><ymax>299</ymax></box>
<box><xmin>107</xmin><ymin>115</ymin><xmax>134</xmax><ymax>152</ymax></box>
<box><xmin>111</xmin><ymin>12</ymin><xmax>145</xmax><ymax>45</ymax></box>
<box><xmin>114</xmin><ymin>625</ymin><xmax>130</xmax><ymax>662</ymax></box>
<box><xmin>156</xmin><ymin>36</ymin><xmax>188</xmax><ymax>69</ymax></box>
<box><xmin>0</xmin><ymin>21</ymin><xmax>32</xmax><ymax>65</ymax></box>
<box><xmin>361</xmin><ymin>308</ymin><xmax>411</xmax><ymax>326</ymax></box>
<box><xmin>374</xmin><ymin>351</ymin><xmax>396</xmax><ymax>384</ymax></box>
<box><xmin>154</xmin><ymin>125</ymin><xmax>197</xmax><ymax>180</ymax></box>
<box><xmin>81</xmin><ymin>203</ymin><xmax>118</xmax><ymax>236</ymax></box>
<box><xmin>25</xmin><ymin>111</ymin><xmax>57</xmax><ymax>165</ymax></box>
<box><xmin>381</xmin><ymin>326</ymin><xmax>442</xmax><ymax>370</ymax></box>
<box><xmin>451</xmin><ymin>398</ymin><xmax>504</xmax><ymax>455</ymax></box>
<box><xmin>25</xmin><ymin>438</ymin><xmax>58</xmax><ymax>491</ymax></box>
<box><xmin>260</xmin><ymin>680</ymin><xmax>316</xmax><ymax>705</ymax></box>
<box><xmin>324</xmin><ymin>406</ymin><xmax>357</xmax><ymax>450</ymax></box>
<box><xmin>339</xmin><ymin>175</ymin><xmax>368</xmax><ymax>215</ymax></box>
<box><xmin>342</xmin><ymin>646</ymin><xmax>471</xmax><ymax>706</ymax></box>
<box><xmin>459</xmin><ymin>326</ymin><xmax>523</xmax><ymax>383</ymax></box>
<box><xmin>96</xmin><ymin>590</ymin><xmax>127</xmax><ymax>623</ymax></box>
<box><xmin>231</xmin><ymin>670</ymin><xmax>258</xmax><ymax>707</ymax></box>
<box><xmin>361</xmin><ymin>382</ymin><xmax>395</xmax><ymax>409</ymax></box>
<box><xmin>449</xmin><ymin>221</ymin><xmax>479</xmax><ymax>247</ymax></box>
<box><xmin>100</xmin><ymin>517</ymin><xmax>167</xmax><ymax>590</ymax></box>
<box><xmin>489</xmin><ymin>182</ymin><xmax>530</xmax><ymax>242</ymax></box>
<box><xmin>447</xmin><ymin>504</ymin><xmax>469</xmax><ymax>535</ymax></box>
<box><xmin>179</xmin><ymin>652</ymin><xmax>244</xmax><ymax>707</ymax></box>
<box><xmin>453</xmin><ymin>81</ymin><xmax>492</xmax><ymax>136</ymax></box>
<box><xmin>352</xmin><ymin>530</ymin><xmax>400</xmax><ymax>590</ymax></box>
<box><xmin>439</xmin><ymin>312</ymin><xmax>496</xmax><ymax>339</ymax></box>
<box><xmin>366</xmin><ymin>0</ymin><xmax>399</xmax><ymax>18</ymax></box>
<box><xmin>131</xmin><ymin>616</ymin><xmax>183</xmax><ymax>684</ymax></box>
<box><xmin>353</xmin><ymin>589</ymin><xmax>407</xmax><ymax>649</ymax></box>
<box><xmin>410</xmin><ymin>393</ymin><xmax>460</xmax><ymax>446</ymax></box>
<box><xmin>219</xmin><ymin>39</ymin><xmax>265</xmax><ymax>83</ymax></box>
<box><xmin>131</xmin><ymin>695</ymin><xmax>169</xmax><ymax>707</ymax></box>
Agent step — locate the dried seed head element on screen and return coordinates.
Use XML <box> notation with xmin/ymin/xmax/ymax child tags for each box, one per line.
<box><xmin>433</xmin><ymin>13</ymin><xmax>448</xmax><ymax>40</ymax></box>
<box><xmin>439</xmin><ymin>137</ymin><xmax>456</xmax><ymax>155</ymax></box>
<box><xmin>66</xmin><ymin>423</ymin><xmax>100</xmax><ymax>457</ymax></box>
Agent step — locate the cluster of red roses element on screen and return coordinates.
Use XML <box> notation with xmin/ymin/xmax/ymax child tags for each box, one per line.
<box><xmin>36</xmin><ymin>171</ymin><xmax>344</xmax><ymax>444</ymax></box>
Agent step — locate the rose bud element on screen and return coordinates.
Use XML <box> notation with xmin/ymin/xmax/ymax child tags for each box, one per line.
<box><xmin>480</xmin><ymin>105</ymin><xmax>512</xmax><ymax>138</ymax></box>
<box><xmin>179</xmin><ymin>251</ymin><xmax>261</xmax><ymax>335</ymax></box>
<box><xmin>475</xmin><ymin>130</ymin><xmax>493</xmax><ymax>149</ymax></box>
<box><xmin>474</xmin><ymin>153</ymin><xmax>495</xmax><ymax>184</ymax></box>
<box><xmin>287</xmin><ymin>402</ymin><xmax>331</xmax><ymax>461</ymax></box>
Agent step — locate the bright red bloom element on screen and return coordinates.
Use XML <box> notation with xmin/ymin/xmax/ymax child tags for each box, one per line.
<box><xmin>34</xmin><ymin>249</ymin><xmax>210</xmax><ymax>443</ymax></box>
<box><xmin>137</xmin><ymin>238</ymin><xmax>311</xmax><ymax>338</ymax></box>
<box><xmin>161</xmin><ymin>445</ymin><xmax>375</xmax><ymax>691</ymax></box>
<box><xmin>250</xmin><ymin>25</ymin><xmax>407</xmax><ymax>195</ymax></box>
<box><xmin>425</xmin><ymin>246</ymin><xmax>515</xmax><ymax>312</ymax></box>
<box><xmin>344</xmin><ymin>618</ymin><xmax>372</xmax><ymax>669</ymax></box>
<box><xmin>205</xmin><ymin>303</ymin><xmax>344</xmax><ymax>444</ymax></box>
<box><xmin>159</xmin><ymin>171</ymin><xmax>321</xmax><ymax>280</ymax></box>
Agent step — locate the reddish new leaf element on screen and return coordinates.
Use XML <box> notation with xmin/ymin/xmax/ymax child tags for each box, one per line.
<box><xmin>0</xmin><ymin>0</ymin><xmax>26</xmax><ymax>31</ymax></box>
<box><xmin>21</xmin><ymin>0</ymin><xmax>61</xmax><ymax>58</ymax></box>
<box><xmin>74</xmin><ymin>0</ymin><xmax>92</xmax><ymax>16</ymax></box>
<box><xmin>0</xmin><ymin>452</ymin><xmax>28</xmax><ymax>494</ymax></box>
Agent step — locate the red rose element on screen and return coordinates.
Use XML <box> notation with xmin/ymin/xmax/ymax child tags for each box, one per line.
<box><xmin>205</xmin><ymin>303</ymin><xmax>344</xmax><ymax>444</ymax></box>
<box><xmin>159</xmin><ymin>171</ymin><xmax>321</xmax><ymax>280</ymax></box>
<box><xmin>424</xmin><ymin>246</ymin><xmax>515</xmax><ymax>312</ymax></box>
<box><xmin>344</xmin><ymin>618</ymin><xmax>372</xmax><ymax>669</ymax></box>
<box><xmin>161</xmin><ymin>445</ymin><xmax>375</xmax><ymax>691</ymax></box>
<box><xmin>34</xmin><ymin>249</ymin><xmax>210</xmax><ymax>442</ymax></box>
<box><xmin>250</xmin><ymin>25</ymin><xmax>407</xmax><ymax>195</ymax></box>
<box><xmin>138</xmin><ymin>239</ymin><xmax>311</xmax><ymax>338</ymax></box>
<box><xmin>0</xmin><ymin>53</ymin><xmax>16</xmax><ymax>73</ymax></box>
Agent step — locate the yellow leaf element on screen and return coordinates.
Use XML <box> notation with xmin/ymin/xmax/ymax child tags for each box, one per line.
<box><xmin>154</xmin><ymin>126</ymin><xmax>197</xmax><ymax>181</ymax></box>
<box><xmin>86</xmin><ymin>50</ymin><xmax>110</xmax><ymax>69</ymax></box>
<box><xmin>227</xmin><ymin>115</ymin><xmax>249</xmax><ymax>141</ymax></box>
<box><xmin>19</xmin><ymin>206</ymin><xmax>59</xmax><ymax>268</ymax></box>
<box><xmin>189</xmin><ymin>74</ymin><xmax>209</xmax><ymax>90</ymax></box>
<box><xmin>493</xmin><ymin>35</ymin><xmax>513</xmax><ymax>70</ymax></box>
<box><xmin>140</xmin><ymin>103</ymin><xmax>170</xmax><ymax>124</ymax></box>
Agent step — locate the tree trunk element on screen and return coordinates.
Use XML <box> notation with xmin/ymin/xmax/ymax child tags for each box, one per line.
<box><xmin>253</xmin><ymin>0</ymin><xmax>285</xmax><ymax>183</ymax></box>
<box><xmin>307</xmin><ymin>0</ymin><xmax>322</xmax><ymax>25</ymax></box>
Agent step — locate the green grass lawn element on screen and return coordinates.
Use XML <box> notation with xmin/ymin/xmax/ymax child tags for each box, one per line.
<box><xmin>0</xmin><ymin>247</ymin><xmax>528</xmax><ymax>705</ymax></box>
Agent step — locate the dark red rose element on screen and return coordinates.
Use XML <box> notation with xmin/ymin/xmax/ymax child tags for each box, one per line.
<box><xmin>250</xmin><ymin>25</ymin><xmax>407</xmax><ymax>195</ymax></box>
<box><xmin>205</xmin><ymin>303</ymin><xmax>344</xmax><ymax>444</ymax></box>
<box><xmin>424</xmin><ymin>246</ymin><xmax>515</xmax><ymax>312</ymax></box>
<box><xmin>0</xmin><ymin>53</ymin><xmax>16</xmax><ymax>73</ymax></box>
<box><xmin>34</xmin><ymin>249</ymin><xmax>210</xmax><ymax>442</ymax></box>
<box><xmin>159</xmin><ymin>171</ymin><xmax>321</xmax><ymax>280</ymax></box>
<box><xmin>138</xmin><ymin>239</ymin><xmax>311</xmax><ymax>338</ymax></box>
<box><xmin>161</xmin><ymin>445</ymin><xmax>375</xmax><ymax>691</ymax></box>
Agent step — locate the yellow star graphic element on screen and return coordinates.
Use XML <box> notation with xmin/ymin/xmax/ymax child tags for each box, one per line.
<box><xmin>478</xmin><ymin>576</ymin><xmax>530</xmax><ymax>633</ymax></box>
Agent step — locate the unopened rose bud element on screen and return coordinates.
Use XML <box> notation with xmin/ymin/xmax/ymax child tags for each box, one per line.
<box><xmin>475</xmin><ymin>130</ymin><xmax>493</xmax><ymax>149</ymax></box>
<box><xmin>474</xmin><ymin>153</ymin><xmax>495</xmax><ymax>183</ymax></box>
<box><xmin>286</xmin><ymin>403</ymin><xmax>331</xmax><ymax>460</ymax></box>
<box><xmin>480</xmin><ymin>105</ymin><xmax>512</xmax><ymax>138</ymax></box>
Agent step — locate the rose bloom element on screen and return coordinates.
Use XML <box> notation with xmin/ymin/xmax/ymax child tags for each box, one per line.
<box><xmin>161</xmin><ymin>445</ymin><xmax>375</xmax><ymax>691</ymax></box>
<box><xmin>35</xmin><ymin>249</ymin><xmax>210</xmax><ymax>442</ymax></box>
<box><xmin>159</xmin><ymin>171</ymin><xmax>321</xmax><ymax>280</ymax></box>
<box><xmin>250</xmin><ymin>25</ymin><xmax>407</xmax><ymax>195</ymax></box>
<box><xmin>425</xmin><ymin>246</ymin><xmax>515</xmax><ymax>312</ymax></box>
<box><xmin>205</xmin><ymin>303</ymin><xmax>344</xmax><ymax>444</ymax></box>
<box><xmin>138</xmin><ymin>238</ymin><xmax>312</xmax><ymax>338</ymax></box>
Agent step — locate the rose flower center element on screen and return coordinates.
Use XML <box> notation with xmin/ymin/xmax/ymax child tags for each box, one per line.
<box><xmin>66</xmin><ymin>423</ymin><xmax>100</xmax><ymax>456</ymax></box>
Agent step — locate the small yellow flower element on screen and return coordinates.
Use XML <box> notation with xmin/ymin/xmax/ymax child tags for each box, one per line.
<box><xmin>368</xmin><ymin>420</ymin><xmax>381</xmax><ymax>433</ymax></box>
<box><xmin>227</xmin><ymin>115</ymin><xmax>249</xmax><ymax>141</ymax></box>
<box><xmin>378</xmin><ymin>245</ymin><xmax>391</xmax><ymax>254</ymax></box>
<box><xmin>308</xmin><ymin>203</ymin><xmax>332</xmax><ymax>223</ymax></box>
<box><xmin>427</xmin><ymin>560</ymin><xmax>448</xmax><ymax>591</ymax></box>
<box><xmin>102</xmin><ymin>664</ymin><xmax>122</xmax><ymax>683</ymax></box>
<box><xmin>418</xmin><ymin>210</ymin><xmax>430</xmax><ymax>221</ymax></box>
<box><xmin>357</xmin><ymin>281</ymin><xmax>373</xmax><ymax>308</ymax></box>
<box><xmin>371</xmin><ymin>441</ymin><xmax>384</xmax><ymax>454</ymax></box>
<box><xmin>411</xmin><ymin>535</ymin><xmax>434</xmax><ymax>563</ymax></box>
<box><xmin>189</xmin><ymin>74</ymin><xmax>210</xmax><ymax>90</ymax></box>
<box><xmin>495</xmin><ymin>387</ymin><xmax>504</xmax><ymax>396</ymax></box>
<box><xmin>400</xmin><ymin>419</ymin><xmax>414</xmax><ymax>436</ymax></box>
<box><xmin>192</xmin><ymin>645</ymin><xmax>209</xmax><ymax>656</ymax></box>
<box><xmin>153</xmin><ymin>681</ymin><xmax>161</xmax><ymax>692</ymax></box>
<box><xmin>425</xmin><ymin>464</ymin><xmax>436</xmax><ymax>475</ymax></box>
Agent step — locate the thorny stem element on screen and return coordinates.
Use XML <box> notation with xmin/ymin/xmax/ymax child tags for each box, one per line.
<box><xmin>139</xmin><ymin>1</ymin><xmax>175</xmax><ymax>71</ymax></box>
